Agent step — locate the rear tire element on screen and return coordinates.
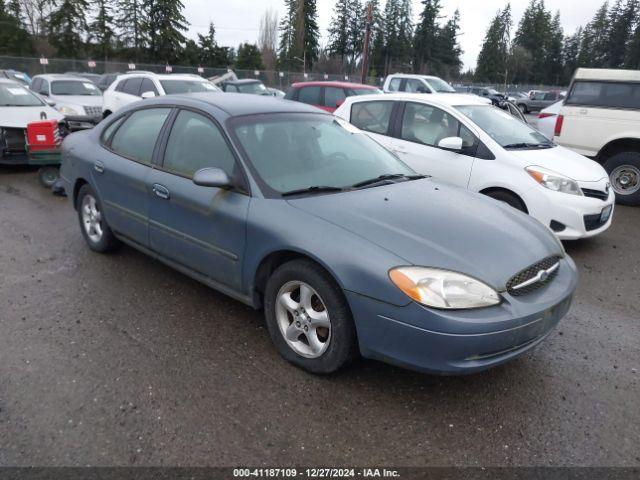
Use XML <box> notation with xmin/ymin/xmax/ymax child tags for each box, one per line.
<box><xmin>264</xmin><ymin>259</ymin><xmax>358</xmax><ymax>374</ymax></box>
<box><xmin>38</xmin><ymin>166</ymin><xmax>59</xmax><ymax>188</ymax></box>
<box><xmin>603</xmin><ymin>152</ymin><xmax>640</xmax><ymax>206</ymax></box>
<box><xmin>484</xmin><ymin>190</ymin><xmax>527</xmax><ymax>213</ymax></box>
<box><xmin>77</xmin><ymin>184</ymin><xmax>120</xmax><ymax>253</ymax></box>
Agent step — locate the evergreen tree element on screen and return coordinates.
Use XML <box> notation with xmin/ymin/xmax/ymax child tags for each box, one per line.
<box><xmin>196</xmin><ymin>23</ymin><xmax>233</xmax><ymax>67</ymax></box>
<box><xmin>626</xmin><ymin>20</ymin><xmax>640</xmax><ymax>68</ymax></box>
<box><xmin>346</xmin><ymin>0</ymin><xmax>365</xmax><ymax>69</ymax></box>
<box><xmin>48</xmin><ymin>0</ymin><xmax>89</xmax><ymax>58</ymax></box>
<box><xmin>144</xmin><ymin>0</ymin><xmax>188</xmax><ymax>63</ymax></box>
<box><xmin>436</xmin><ymin>9</ymin><xmax>462</xmax><ymax>79</ymax></box>
<box><xmin>605</xmin><ymin>0</ymin><xmax>639</xmax><ymax>67</ymax></box>
<box><xmin>413</xmin><ymin>0</ymin><xmax>441</xmax><ymax>74</ymax></box>
<box><xmin>236</xmin><ymin>43</ymin><xmax>264</xmax><ymax>70</ymax></box>
<box><xmin>562</xmin><ymin>27</ymin><xmax>582</xmax><ymax>83</ymax></box>
<box><xmin>116</xmin><ymin>0</ymin><xmax>146</xmax><ymax>60</ymax></box>
<box><xmin>294</xmin><ymin>0</ymin><xmax>320</xmax><ymax>70</ymax></box>
<box><xmin>89</xmin><ymin>0</ymin><xmax>115</xmax><ymax>61</ymax></box>
<box><xmin>278</xmin><ymin>0</ymin><xmax>296</xmax><ymax>69</ymax></box>
<box><xmin>578</xmin><ymin>2</ymin><xmax>610</xmax><ymax>67</ymax></box>
<box><xmin>368</xmin><ymin>0</ymin><xmax>386</xmax><ymax>76</ymax></box>
<box><xmin>513</xmin><ymin>0</ymin><xmax>552</xmax><ymax>83</ymax></box>
<box><xmin>545</xmin><ymin>11</ymin><xmax>563</xmax><ymax>84</ymax></box>
<box><xmin>0</xmin><ymin>0</ymin><xmax>32</xmax><ymax>55</ymax></box>
<box><xmin>328</xmin><ymin>0</ymin><xmax>350</xmax><ymax>65</ymax></box>
<box><xmin>475</xmin><ymin>5</ymin><xmax>512</xmax><ymax>83</ymax></box>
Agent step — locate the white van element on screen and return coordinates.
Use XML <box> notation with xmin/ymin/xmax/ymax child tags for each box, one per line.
<box><xmin>555</xmin><ymin>68</ymin><xmax>640</xmax><ymax>205</ymax></box>
<box><xmin>335</xmin><ymin>93</ymin><xmax>614</xmax><ymax>240</ymax></box>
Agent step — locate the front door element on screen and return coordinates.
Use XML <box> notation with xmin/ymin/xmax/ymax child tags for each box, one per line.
<box><xmin>94</xmin><ymin>107</ymin><xmax>173</xmax><ymax>246</ymax></box>
<box><xmin>390</xmin><ymin>102</ymin><xmax>475</xmax><ymax>188</ymax></box>
<box><xmin>147</xmin><ymin>109</ymin><xmax>249</xmax><ymax>290</ymax></box>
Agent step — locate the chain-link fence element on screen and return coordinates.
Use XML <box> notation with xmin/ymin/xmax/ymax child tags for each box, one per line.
<box><xmin>0</xmin><ymin>55</ymin><xmax>566</xmax><ymax>92</ymax></box>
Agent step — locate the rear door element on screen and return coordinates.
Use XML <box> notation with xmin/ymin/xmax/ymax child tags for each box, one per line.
<box><xmin>147</xmin><ymin>108</ymin><xmax>249</xmax><ymax>290</ymax></box>
<box><xmin>116</xmin><ymin>78</ymin><xmax>143</xmax><ymax>109</ymax></box>
<box><xmin>95</xmin><ymin>107</ymin><xmax>173</xmax><ymax>246</ymax></box>
<box><xmin>390</xmin><ymin>101</ymin><xmax>475</xmax><ymax>187</ymax></box>
<box><xmin>348</xmin><ymin>100</ymin><xmax>398</xmax><ymax>150</ymax></box>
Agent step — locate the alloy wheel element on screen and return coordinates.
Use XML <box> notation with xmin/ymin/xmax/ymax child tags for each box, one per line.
<box><xmin>275</xmin><ymin>281</ymin><xmax>332</xmax><ymax>358</ymax></box>
<box><xmin>81</xmin><ymin>194</ymin><xmax>104</xmax><ymax>244</ymax></box>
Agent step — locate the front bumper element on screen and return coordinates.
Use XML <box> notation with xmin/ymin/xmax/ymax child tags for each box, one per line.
<box><xmin>523</xmin><ymin>183</ymin><xmax>615</xmax><ymax>240</ymax></box>
<box><xmin>346</xmin><ymin>256</ymin><xmax>578</xmax><ymax>375</ymax></box>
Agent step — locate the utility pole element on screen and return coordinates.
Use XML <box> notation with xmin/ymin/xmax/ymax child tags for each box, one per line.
<box><xmin>361</xmin><ymin>2</ymin><xmax>373</xmax><ymax>84</ymax></box>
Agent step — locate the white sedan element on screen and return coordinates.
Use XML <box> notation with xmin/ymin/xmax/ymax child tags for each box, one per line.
<box><xmin>335</xmin><ymin>93</ymin><xmax>615</xmax><ymax>240</ymax></box>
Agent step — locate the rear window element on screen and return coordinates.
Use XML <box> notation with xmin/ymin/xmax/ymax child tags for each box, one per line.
<box><xmin>297</xmin><ymin>86</ymin><xmax>321</xmax><ymax>105</ymax></box>
<box><xmin>566</xmin><ymin>81</ymin><xmax>640</xmax><ymax>109</ymax></box>
<box><xmin>350</xmin><ymin>101</ymin><xmax>394</xmax><ymax>135</ymax></box>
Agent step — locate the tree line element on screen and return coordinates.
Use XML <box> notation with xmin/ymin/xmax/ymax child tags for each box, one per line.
<box><xmin>475</xmin><ymin>0</ymin><xmax>640</xmax><ymax>86</ymax></box>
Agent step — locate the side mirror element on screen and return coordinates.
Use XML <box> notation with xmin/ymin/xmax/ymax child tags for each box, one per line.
<box><xmin>437</xmin><ymin>136</ymin><xmax>464</xmax><ymax>151</ymax></box>
<box><xmin>40</xmin><ymin>90</ymin><xmax>49</xmax><ymax>97</ymax></box>
<box><xmin>141</xmin><ymin>91</ymin><xmax>156</xmax><ymax>99</ymax></box>
<box><xmin>193</xmin><ymin>167</ymin><xmax>233</xmax><ymax>188</ymax></box>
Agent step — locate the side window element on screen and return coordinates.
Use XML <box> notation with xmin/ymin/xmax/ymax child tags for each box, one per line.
<box><xmin>163</xmin><ymin>110</ymin><xmax>236</xmax><ymax>178</ymax></box>
<box><xmin>298</xmin><ymin>86</ymin><xmax>321</xmax><ymax>105</ymax></box>
<box><xmin>110</xmin><ymin>108</ymin><xmax>171</xmax><ymax>164</ymax></box>
<box><xmin>544</xmin><ymin>93</ymin><xmax>556</xmax><ymax>101</ymax></box>
<box><xmin>101</xmin><ymin>116</ymin><xmax>126</xmax><ymax>145</ymax></box>
<box><xmin>401</xmin><ymin>103</ymin><xmax>460</xmax><ymax>148</ymax></box>
<box><xmin>387</xmin><ymin>77</ymin><xmax>402</xmax><ymax>92</ymax></box>
<box><xmin>40</xmin><ymin>79</ymin><xmax>49</xmax><ymax>95</ymax></box>
<box><xmin>324</xmin><ymin>87</ymin><xmax>346</xmax><ymax>108</ymax></box>
<box><xmin>122</xmin><ymin>78</ymin><xmax>143</xmax><ymax>96</ymax></box>
<box><xmin>225</xmin><ymin>84</ymin><xmax>238</xmax><ymax>92</ymax></box>
<box><xmin>533</xmin><ymin>92</ymin><xmax>546</xmax><ymax>100</ymax></box>
<box><xmin>567</xmin><ymin>81</ymin><xmax>640</xmax><ymax>109</ymax></box>
<box><xmin>140</xmin><ymin>78</ymin><xmax>158</xmax><ymax>96</ymax></box>
<box><xmin>31</xmin><ymin>78</ymin><xmax>41</xmax><ymax>92</ymax></box>
<box><xmin>115</xmin><ymin>80</ymin><xmax>126</xmax><ymax>92</ymax></box>
<box><xmin>351</xmin><ymin>101</ymin><xmax>394</xmax><ymax>135</ymax></box>
<box><xmin>405</xmin><ymin>79</ymin><xmax>427</xmax><ymax>93</ymax></box>
<box><xmin>459</xmin><ymin>124</ymin><xmax>476</xmax><ymax>149</ymax></box>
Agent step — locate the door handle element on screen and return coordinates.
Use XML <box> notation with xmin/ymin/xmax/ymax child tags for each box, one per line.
<box><xmin>152</xmin><ymin>184</ymin><xmax>170</xmax><ymax>200</ymax></box>
<box><xmin>94</xmin><ymin>161</ymin><xmax>105</xmax><ymax>174</ymax></box>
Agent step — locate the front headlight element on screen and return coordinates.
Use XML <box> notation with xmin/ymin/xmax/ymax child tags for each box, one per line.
<box><xmin>389</xmin><ymin>267</ymin><xmax>501</xmax><ymax>309</ymax></box>
<box><xmin>526</xmin><ymin>166</ymin><xmax>582</xmax><ymax>196</ymax></box>
<box><xmin>57</xmin><ymin>105</ymin><xmax>79</xmax><ymax>116</ymax></box>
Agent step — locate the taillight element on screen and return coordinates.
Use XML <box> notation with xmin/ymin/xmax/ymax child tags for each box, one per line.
<box><xmin>538</xmin><ymin>112</ymin><xmax>554</xmax><ymax>119</ymax></box>
<box><xmin>554</xmin><ymin>114</ymin><xmax>564</xmax><ymax>137</ymax></box>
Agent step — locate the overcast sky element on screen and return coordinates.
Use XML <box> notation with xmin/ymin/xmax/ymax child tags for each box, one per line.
<box><xmin>183</xmin><ymin>0</ymin><xmax>605</xmax><ymax>70</ymax></box>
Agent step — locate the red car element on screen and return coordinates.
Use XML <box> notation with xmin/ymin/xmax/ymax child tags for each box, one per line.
<box><xmin>284</xmin><ymin>81</ymin><xmax>382</xmax><ymax>113</ymax></box>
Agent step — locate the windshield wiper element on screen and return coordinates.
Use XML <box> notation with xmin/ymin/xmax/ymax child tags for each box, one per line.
<box><xmin>352</xmin><ymin>174</ymin><xmax>427</xmax><ymax>189</ymax></box>
<box><xmin>281</xmin><ymin>186</ymin><xmax>345</xmax><ymax>197</ymax></box>
<box><xmin>503</xmin><ymin>142</ymin><xmax>554</xmax><ymax>149</ymax></box>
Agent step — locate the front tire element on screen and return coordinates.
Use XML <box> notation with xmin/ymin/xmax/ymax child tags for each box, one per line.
<box><xmin>77</xmin><ymin>184</ymin><xmax>120</xmax><ymax>253</ymax></box>
<box><xmin>603</xmin><ymin>152</ymin><xmax>640</xmax><ymax>206</ymax></box>
<box><xmin>264</xmin><ymin>259</ymin><xmax>358</xmax><ymax>374</ymax></box>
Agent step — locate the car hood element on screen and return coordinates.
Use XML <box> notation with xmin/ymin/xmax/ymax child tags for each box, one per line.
<box><xmin>52</xmin><ymin>95</ymin><xmax>103</xmax><ymax>107</ymax></box>
<box><xmin>287</xmin><ymin>179</ymin><xmax>562</xmax><ymax>290</ymax></box>
<box><xmin>508</xmin><ymin>146</ymin><xmax>608</xmax><ymax>182</ymax></box>
<box><xmin>0</xmin><ymin>106</ymin><xmax>65</xmax><ymax>128</ymax></box>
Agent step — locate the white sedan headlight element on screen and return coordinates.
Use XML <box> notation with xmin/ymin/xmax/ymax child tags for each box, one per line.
<box><xmin>389</xmin><ymin>267</ymin><xmax>501</xmax><ymax>309</ymax></box>
<box><xmin>526</xmin><ymin>166</ymin><xmax>583</xmax><ymax>196</ymax></box>
<box><xmin>57</xmin><ymin>105</ymin><xmax>80</xmax><ymax>116</ymax></box>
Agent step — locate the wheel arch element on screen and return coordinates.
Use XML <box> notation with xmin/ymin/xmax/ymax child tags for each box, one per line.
<box><xmin>479</xmin><ymin>186</ymin><xmax>529</xmax><ymax>214</ymax></box>
<box><xmin>72</xmin><ymin>178</ymin><xmax>89</xmax><ymax>210</ymax></box>
<box><xmin>597</xmin><ymin>137</ymin><xmax>640</xmax><ymax>162</ymax></box>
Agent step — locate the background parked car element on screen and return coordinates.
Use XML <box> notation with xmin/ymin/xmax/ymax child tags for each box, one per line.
<box><xmin>97</xmin><ymin>73</ymin><xmax>121</xmax><ymax>92</ymax></box>
<box><xmin>285</xmin><ymin>81</ymin><xmax>382</xmax><ymax>113</ymax></box>
<box><xmin>555</xmin><ymin>68</ymin><xmax>640</xmax><ymax>205</ymax></box>
<box><xmin>537</xmin><ymin>100</ymin><xmax>564</xmax><ymax>139</ymax></box>
<box><xmin>383</xmin><ymin>74</ymin><xmax>456</xmax><ymax>94</ymax></box>
<box><xmin>0</xmin><ymin>69</ymin><xmax>31</xmax><ymax>86</ymax></box>
<box><xmin>30</xmin><ymin>74</ymin><xmax>102</xmax><ymax>130</ymax></box>
<box><xmin>65</xmin><ymin>72</ymin><xmax>102</xmax><ymax>85</ymax></box>
<box><xmin>335</xmin><ymin>93</ymin><xmax>614</xmax><ymax>240</ymax></box>
<box><xmin>102</xmin><ymin>72</ymin><xmax>219</xmax><ymax>116</ymax></box>
<box><xmin>517</xmin><ymin>91</ymin><xmax>564</xmax><ymax>113</ymax></box>
<box><xmin>219</xmin><ymin>78</ymin><xmax>272</xmax><ymax>95</ymax></box>
<box><xmin>467</xmin><ymin>86</ymin><xmax>505</xmax><ymax>106</ymax></box>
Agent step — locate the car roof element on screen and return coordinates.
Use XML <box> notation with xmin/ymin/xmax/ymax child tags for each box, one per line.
<box><xmin>386</xmin><ymin>74</ymin><xmax>443</xmax><ymax>81</ymax></box>
<box><xmin>141</xmin><ymin>92</ymin><xmax>327</xmax><ymax>117</ymax></box>
<box><xmin>291</xmin><ymin>81</ymin><xmax>378</xmax><ymax>89</ymax></box>
<box><xmin>574</xmin><ymin>68</ymin><xmax>640</xmax><ymax>82</ymax></box>
<box><xmin>342</xmin><ymin>92</ymin><xmax>489</xmax><ymax>108</ymax></box>
<box><xmin>34</xmin><ymin>74</ymin><xmax>88</xmax><ymax>82</ymax></box>
<box><xmin>225</xmin><ymin>79</ymin><xmax>263</xmax><ymax>85</ymax></box>
<box><xmin>115</xmin><ymin>73</ymin><xmax>207</xmax><ymax>81</ymax></box>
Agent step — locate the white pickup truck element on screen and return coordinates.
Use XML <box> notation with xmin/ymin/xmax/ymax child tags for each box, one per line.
<box><xmin>555</xmin><ymin>68</ymin><xmax>640</xmax><ymax>205</ymax></box>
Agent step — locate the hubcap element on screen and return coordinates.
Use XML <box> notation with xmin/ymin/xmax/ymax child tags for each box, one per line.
<box><xmin>275</xmin><ymin>281</ymin><xmax>331</xmax><ymax>359</ymax></box>
<box><xmin>610</xmin><ymin>165</ymin><xmax>640</xmax><ymax>195</ymax></box>
<box><xmin>81</xmin><ymin>194</ymin><xmax>103</xmax><ymax>243</ymax></box>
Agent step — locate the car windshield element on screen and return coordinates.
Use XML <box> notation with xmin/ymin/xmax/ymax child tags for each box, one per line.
<box><xmin>425</xmin><ymin>77</ymin><xmax>455</xmax><ymax>93</ymax></box>
<box><xmin>237</xmin><ymin>82</ymin><xmax>269</xmax><ymax>94</ymax></box>
<box><xmin>0</xmin><ymin>83</ymin><xmax>44</xmax><ymax>106</ymax></box>
<box><xmin>349</xmin><ymin>88</ymin><xmax>383</xmax><ymax>95</ymax></box>
<box><xmin>457</xmin><ymin>105</ymin><xmax>554</xmax><ymax>149</ymax></box>
<box><xmin>160</xmin><ymin>80</ymin><xmax>219</xmax><ymax>94</ymax></box>
<box><xmin>51</xmin><ymin>80</ymin><xmax>101</xmax><ymax>96</ymax></box>
<box><xmin>230</xmin><ymin>113</ymin><xmax>415</xmax><ymax>195</ymax></box>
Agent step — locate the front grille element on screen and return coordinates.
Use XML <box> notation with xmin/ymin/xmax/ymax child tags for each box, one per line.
<box><xmin>506</xmin><ymin>255</ymin><xmax>562</xmax><ymax>296</ymax></box>
<box><xmin>582</xmin><ymin>188</ymin><xmax>608</xmax><ymax>201</ymax></box>
<box><xmin>84</xmin><ymin>106</ymin><xmax>102</xmax><ymax>116</ymax></box>
<box><xmin>584</xmin><ymin>213</ymin><xmax>608</xmax><ymax>231</ymax></box>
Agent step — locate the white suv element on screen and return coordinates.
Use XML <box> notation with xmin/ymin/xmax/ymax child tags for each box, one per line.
<box><xmin>555</xmin><ymin>68</ymin><xmax>640</xmax><ymax>205</ymax></box>
<box><xmin>335</xmin><ymin>93</ymin><xmax>615</xmax><ymax>240</ymax></box>
<box><xmin>102</xmin><ymin>73</ymin><xmax>220</xmax><ymax>117</ymax></box>
<box><xmin>382</xmin><ymin>74</ymin><xmax>457</xmax><ymax>94</ymax></box>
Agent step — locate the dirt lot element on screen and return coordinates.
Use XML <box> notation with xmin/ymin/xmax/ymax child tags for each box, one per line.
<box><xmin>0</xmin><ymin>168</ymin><xmax>638</xmax><ymax>467</ymax></box>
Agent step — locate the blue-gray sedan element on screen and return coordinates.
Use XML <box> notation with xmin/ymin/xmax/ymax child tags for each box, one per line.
<box><xmin>60</xmin><ymin>93</ymin><xmax>578</xmax><ymax>375</ymax></box>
